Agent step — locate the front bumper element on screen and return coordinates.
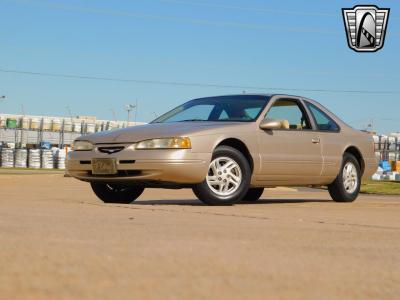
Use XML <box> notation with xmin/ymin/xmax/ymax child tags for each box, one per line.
<box><xmin>66</xmin><ymin>146</ymin><xmax>211</xmax><ymax>184</ymax></box>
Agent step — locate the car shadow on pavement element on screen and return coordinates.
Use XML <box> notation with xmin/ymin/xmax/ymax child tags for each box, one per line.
<box><xmin>242</xmin><ymin>199</ymin><xmax>330</xmax><ymax>205</ymax></box>
<box><xmin>134</xmin><ymin>199</ymin><xmax>204</xmax><ymax>206</ymax></box>
<box><xmin>133</xmin><ymin>199</ymin><xmax>330</xmax><ymax>206</ymax></box>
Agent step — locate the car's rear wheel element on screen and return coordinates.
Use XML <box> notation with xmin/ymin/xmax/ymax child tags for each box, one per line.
<box><xmin>91</xmin><ymin>183</ymin><xmax>145</xmax><ymax>204</ymax></box>
<box><xmin>242</xmin><ymin>188</ymin><xmax>264</xmax><ymax>202</ymax></box>
<box><xmin>192</xmin><ymin>146</ymin><xmax>251</xmax><ymax>205</ymax></box>
<box><xmin>328</xmin><ymin>153</ymin><xmax>361</xmax><ymax>202</ymax></box>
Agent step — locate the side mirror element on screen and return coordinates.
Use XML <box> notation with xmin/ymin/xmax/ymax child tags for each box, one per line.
<box><xmin>259</xmin><ymin>119</ymin><xmax>283</xmax><ymax>130</ymax></box>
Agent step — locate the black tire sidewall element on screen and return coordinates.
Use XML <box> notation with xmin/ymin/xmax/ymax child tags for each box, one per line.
<box><xmin>242</xmin><ymin>188</ymin><xmax>265</xmax><ymax>202</ymax></box>
<box><xmin>91</xmin><ymin>183</ymin><xmax>145</xmax><ymax>204</ymax></box>
<box><xmin>193</xmin><ymin>146</ymin><xmax>251</xmax><ymax>205</ymax></box>
<box><xmin>329</xmin><ymin>153</ymin><xmax>361</xmax><ymax>202</ymax></box>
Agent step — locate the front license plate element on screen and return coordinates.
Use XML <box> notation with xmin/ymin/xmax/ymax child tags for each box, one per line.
<box><xmin>92</xmin><ymin>158</ymin><xmax>117</xmax><ymax>175</ymax></box>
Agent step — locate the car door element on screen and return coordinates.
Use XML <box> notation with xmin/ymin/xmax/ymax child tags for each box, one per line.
<box><xmin>256</xmin><ymin>98</ymin><xmax>323</xmax><ymax>184</ymax></box>
<box><xmin>304</xmin><ymin>101</ymin><xmax>343</xmax><ymax>180</ymax></box>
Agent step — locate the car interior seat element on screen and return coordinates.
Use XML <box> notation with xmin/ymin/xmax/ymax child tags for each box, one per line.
<box><xmin>280</xmin><ymin>119</ymin><xmax>290</xmax><ymax>129</ymax></box>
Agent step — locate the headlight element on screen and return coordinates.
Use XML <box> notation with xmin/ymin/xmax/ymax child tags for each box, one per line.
<box><xmin>73</xmin><ymin>140</ymin><xmax>94</xmax><ymax>151</ymax></box>
<box><xmin>135</xmin><ymin>137</ymin><xmax>191</xmax><ymax>150</ymax></box>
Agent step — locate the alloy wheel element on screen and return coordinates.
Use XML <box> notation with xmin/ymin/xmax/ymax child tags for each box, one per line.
<box><xmin>206</xmin><ymin>156</ymin><xmax>242</xmax><ymax>196</ymax></box>
<box><xmin>342</xmin><ymin>162</ymin><xmax>358</xmax><ymax>194</ymax></box>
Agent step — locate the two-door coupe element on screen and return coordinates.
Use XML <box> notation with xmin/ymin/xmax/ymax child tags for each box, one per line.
<box><xmin>67</xmin><ymin>94</ymin><xmax>377</xmax><ymax>205</ymax></box>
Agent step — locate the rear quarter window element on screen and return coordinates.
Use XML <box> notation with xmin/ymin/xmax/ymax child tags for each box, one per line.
<box><xmin>306</xmin><ymin>102</ymin><xmax>340</xmax><ymax>132</ymax></box>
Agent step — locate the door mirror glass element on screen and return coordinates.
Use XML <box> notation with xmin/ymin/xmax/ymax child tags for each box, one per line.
<box><xmin>259</xmin><ymin>119</ymin><xmax>286</xmax><ymax>130</ymax></box>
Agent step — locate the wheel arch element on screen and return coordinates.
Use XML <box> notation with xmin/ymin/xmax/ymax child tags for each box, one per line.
<box><xmin>344</xmin><ymin>146</ymin><xmax>365</xmax><ymax>175</ymax></box>
<box><xmin>215</xmin><ymin>138</ymin><xmax>254</xmax><ymax>172</ymax></box>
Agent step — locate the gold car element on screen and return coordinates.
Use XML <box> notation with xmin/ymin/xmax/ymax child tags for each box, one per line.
<box><xmin>67</xmin><ymin>94</ymin><xmax>377</xmax><ymax>205</ymax></box>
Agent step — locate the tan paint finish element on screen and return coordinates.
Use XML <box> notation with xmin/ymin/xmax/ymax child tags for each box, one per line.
<box><xmin>67</xmin><ymin>94</ymin><xmax>377</xmax><ymax>187</ymax></box>
<box><xmin>255</xmin><ymin>130</ymin><xmax>324</xmax><ymax>184</ymax></box>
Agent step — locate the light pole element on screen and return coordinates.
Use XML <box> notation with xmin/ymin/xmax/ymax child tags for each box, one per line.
<box><xmin>0</xmin><ymin>96</ymin><xmax>5</xmax><ymax>145</ymax></box>
<box><xmin>110</xmin><ymin>108</ymin><xmax>117</xmax><ymax>122</ymax></box>
<box><xmin>0</xmin><ymin>95</ymin><xmax>5</xmax><ymax>111</ymax></box>
<box><xmin>20</xmin><ymin>104</ymin><xmax>26</xmax><ymax>148</ymax></box>
<box><xmin>125</xmin><ymin>104</ymin><xmax>135</xmax><ymax>126</ymax></box>
<box><xmin>366</xmin><ymin>119</ymin><xmax>375</xmax><ymax>133</ymax></box>
<box><xmin>65</xmin><ymin>106</ymin><xmax>73</xmax><ymax>119</ymax></box>
<box><xmin>135</xmin><ymin>99</ymin><xmax>138</xmax><ymax>126</ymax></box>
<box><xmin>63</xmin><ymin>106</ymin><xmax>74</xmax><ymax>148</ymax></box>
<box><xmin>20</xmin><ymin>104</ymin><xmax>26</xmax><ymax>116</ymax></box>
<box><xmin>0</xmin><ymin>95</ymin><xmax>5</xmax><ymax>109</ymax></box>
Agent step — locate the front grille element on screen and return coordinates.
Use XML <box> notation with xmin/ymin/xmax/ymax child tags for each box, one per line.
<box><xmin>80</xmin><ymin>159</ymin><xmax>134</xmax><ymax>165</ymax></box>
<box><xmin>119</xmin><ymin>160</ymin><xmax>135</xmax><ymax>164</ymax></box>
<box><xmin>97</xmin><ymin>146</ymin><xmax>125</xmax><ymax>155</ymax></box>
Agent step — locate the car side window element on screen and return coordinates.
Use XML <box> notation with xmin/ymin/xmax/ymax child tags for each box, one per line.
<box><xmin>218</xmin><ymin>110</ymin><xmax>229</xmax><ymax>120</ymax></box>
<box><xmin>265</xmin><ymin>100</ymin><xmax>311</xmax><ymax>130</ymax></box>
<box><xmin>306</xmin><ymin>103</ymin><xmax>339</xmax><ymax>132</ymax></box>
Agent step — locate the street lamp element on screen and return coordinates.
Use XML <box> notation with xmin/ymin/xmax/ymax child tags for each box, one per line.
<box><xmin>0</xmin><ymin>96</ymin><xmax>5</xmax><ymax>115</ymax></box>
<box><xmin>125</xmin><ymin>104</ymin><xmax>136</xmax><ymax>125</ymax></box>
<box><xmin>65</xmin><ymin>106</ymin><xmax>73</xmax><ymax>119</ymax></box>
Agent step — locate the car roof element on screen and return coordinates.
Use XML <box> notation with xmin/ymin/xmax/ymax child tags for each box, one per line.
<box><xmin>193</xmin><ymin>93</ymin><xmax>311</xmax><ymax>99</ymax></box>
<box><xmin>191</xmin><ymin>94</ymin><xmax>347</xmax><ymax>126</ymax></box>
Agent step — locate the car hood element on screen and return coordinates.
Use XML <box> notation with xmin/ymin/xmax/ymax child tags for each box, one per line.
<box><xmin>78</xmin><ymin>122</ymin><xmax>248</xmax><ymax>144</ymax></box>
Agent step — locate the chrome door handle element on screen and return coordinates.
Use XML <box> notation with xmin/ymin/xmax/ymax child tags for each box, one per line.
<box><xmin>312</xmin><ymin>138</ymin><xmax>320</xmax><ymax>144</ymax></box>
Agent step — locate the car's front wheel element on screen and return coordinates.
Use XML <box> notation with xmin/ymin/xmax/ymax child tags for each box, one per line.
<box><xmin>91</xmin><ymin>183</ymin><xmax>145</xmax><ymax>204</ymax></box>
<box><xmin>328</xmin><ymin>153</ymin><xmax>361</xmax><ymax>202</ymax></box>
<box><xmin>192</xmin><ymin>146</ymin><xmax>251</xmax><ymax>205</ymax></box>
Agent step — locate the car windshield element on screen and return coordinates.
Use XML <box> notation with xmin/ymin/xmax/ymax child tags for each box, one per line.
<box><xmin>152</xmin><ymin>95</ymin><xmax>270</xmax><ymax>123</ymax></box>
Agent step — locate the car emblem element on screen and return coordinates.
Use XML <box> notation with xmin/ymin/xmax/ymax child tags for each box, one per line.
<box><xmin>98</xmin><ymin>146</ymin><xmax>125</xmax><ymax>154</ymax></box>
<box><xmin>342</xmin><ymin>5</ymin><xmax>390</xmax><ymax>52</ymax></box>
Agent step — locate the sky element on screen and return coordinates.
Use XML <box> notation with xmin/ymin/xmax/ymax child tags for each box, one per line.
<box><xmin>0</xmin><ymin>0</ymin><xmax>399</xmax><ymax>133</ymax></box>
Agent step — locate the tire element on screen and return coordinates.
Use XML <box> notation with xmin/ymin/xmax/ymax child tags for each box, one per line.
<box><xmin>328</xmin><ymin>153</ymin><xmax>361</xmax><ymax>203</ymax></box>
<box><xmin>242</xmin><ymin>188</ymin><xmax>264</xmax><ymax>202</ymax></box>
<box><xmin>192</xmin><ymin>146</ymin><xmax>251</xmax><ymax>205</ymax></box>
<box><xmin>91</xmin><ymin>182</ymin><xmax>145</xmax><ymax>204</ymax></box>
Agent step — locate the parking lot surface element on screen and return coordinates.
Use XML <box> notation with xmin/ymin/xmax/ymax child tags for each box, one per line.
<box><xmin>0</xmin><ymin>174</ymin><xmax>399</xmax><ymax>300</ymax></box>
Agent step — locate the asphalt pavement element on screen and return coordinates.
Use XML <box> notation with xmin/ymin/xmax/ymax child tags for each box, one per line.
<box><xmin>0</xmin><ymin>174</ymin><xmax>399</xmax><ymax>300</ymax></box>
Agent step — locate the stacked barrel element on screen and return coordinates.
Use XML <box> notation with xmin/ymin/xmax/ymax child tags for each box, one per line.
<box><xmin>0</xmin><ymin>147</ymin><xmax>69</xmax><ymax>169</ymax></box>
